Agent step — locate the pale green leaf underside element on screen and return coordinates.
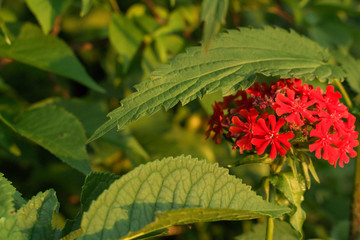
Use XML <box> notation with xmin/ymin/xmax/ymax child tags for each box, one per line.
<box><xmin>201</xmin><ymin>0</ymin><xmax>229</xmax><ymax>51</ymax></box>
<box><xmin>80</xmin><ymin>156</ymin><xmax>289</xmax><ymax>240</ymax></box>
<box><xmin>0</xmin><ymin>105</ymin><xmax>91</xmax><ymax>174</ymax></box>
<box><xmin>89</xmin><ymin>26</ymin><xmax>345</xmax><ymax>142</ymax></box>
<box><xmin>0</xmin><ymin>173</ymin><xmax>16</xmax><ymax>218</ymax></box>
<box><xmin>0</xmin><ymin>23</ymin><xmax>104</xmax><ymax>93</ymax></box>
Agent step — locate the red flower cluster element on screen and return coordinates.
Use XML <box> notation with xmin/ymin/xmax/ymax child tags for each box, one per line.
<box><xmin>206</xmin><ymin>78</ymin><xmax>358</xmax><ymax>167</ymax></box>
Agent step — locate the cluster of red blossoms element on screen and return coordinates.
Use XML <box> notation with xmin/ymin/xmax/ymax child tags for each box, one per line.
<box><xmin>206</xmin><ymin>78</ymin><xmax>359</xmax><ymax>168</ymax></box>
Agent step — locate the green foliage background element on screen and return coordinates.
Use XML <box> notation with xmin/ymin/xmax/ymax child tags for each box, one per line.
<box><xmin>0</xmin><ymin>0</ymin><xmax>360</xmax><ymax>239</ymax></box>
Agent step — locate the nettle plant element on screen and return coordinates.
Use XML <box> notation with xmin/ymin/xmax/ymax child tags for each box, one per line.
<box><xmin>1</xmin><ymin>1</ymin><xmax>360</xmax><ymax>240</ymax></box>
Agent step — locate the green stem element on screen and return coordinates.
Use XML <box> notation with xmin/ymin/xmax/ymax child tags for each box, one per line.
<box><xmin>334</xmin><ymin>79</ymin><xmax>352</xmax><ymax>109</ymax></box>
<box><xmin>265</xmin><ymin>176</ymin><xmax>275</xmax><ymax>240</ymax></box>
<box><xmin>350</xmin><ymin>126</ymin><xmax>360</xmax><ymax>239</ymax></box>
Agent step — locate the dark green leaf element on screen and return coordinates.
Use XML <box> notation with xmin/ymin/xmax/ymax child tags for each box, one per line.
<box><xmin>89</xmin><ymin>26</ymin><xmax>345</xmax><ymax>142</ymax></box>
<box><xmin>0</xmin><ymin>23</ymin><xmax>104</xmax><ymax>93</ymax></box>
<box><xmin>0</xmin><ymin>105</ymin><xmax>91</xmax><ymax>174</ymax></box>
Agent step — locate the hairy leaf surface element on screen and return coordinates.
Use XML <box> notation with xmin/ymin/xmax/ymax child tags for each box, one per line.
<box><xmin>0</xmin><ymin>23</ymin><xmax>104</xmax><ymax>93</ymax></box>
<box><xmin>0</xmin><ymin>105</ymin><xmax>91</xmax><ymax>174</ymax></box>
<box><xmin>89</xmin><ymin>26</ymin><xmax>345</xmax><ymax>142</ymax></box>
<box><xmin>80</xmin><ymin>156</ymin><xmax>289</xmax><ymax>240</ymax></box>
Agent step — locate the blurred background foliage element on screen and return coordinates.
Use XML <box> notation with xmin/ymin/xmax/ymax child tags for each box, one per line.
<box><xmin>0</xmin><ymin>0</ymin><xmax>360</xmax><ymax>239</ymax></box>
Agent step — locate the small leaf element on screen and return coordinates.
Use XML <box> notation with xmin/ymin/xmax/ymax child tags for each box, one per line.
<box><xmin>80</xmin><ymin>155</ymin><xmax>289</xmax><ymax>240</ymax></box>
<box><xmin>109</xmin><ymin>13</ymin><xmax>144</xmax><ymax>73</ymax></box>
<box><xmin>88</xmin><ymin>26</ymin><xmax>345</xmax><ymax>142</ymax></box>
<box><xmin>0</xmin><ymin>105</ymin><xmax>91</xmax><ymax>174</ymax></box>
<box><xmin>25</xmin><ymin>0</ymin><xmax>71</xmax><ymax>34</ymax></box>
<box><xmin>81</xmin><ymin>0</ymin><xmax>93</xmax><ymax>17</ymax></box>
<box><xmin>0</xmin><ymin>172</ymin><xmax>16</xmax><ymax>218</ymax></box>
<box><xmin>0</xmin><ymin>23</ymin><xmax>104</xmax><ymax>93</ymax></box>
<box><xmin>307</xmin><ymin>157</ymin><xmax>320</xmax><ymax>184</ymax></box>
<box><xmin>270</xmin><ymin>172</ymin><xmax>306</xmax><ymax>237</ymax></box>
<box><xmin>201</xmin><ymin>0</ymin><xmax>229</xmax><ymax>52</ymax></box>
<box><xmin>235</xmin><ymin>220</ymin><xmax>300</xmax><ymax>240</ymax></box>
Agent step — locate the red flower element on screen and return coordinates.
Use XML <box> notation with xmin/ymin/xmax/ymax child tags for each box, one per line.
<box><xmin>309</xmin><ymin>121</ymin><xmax>338</xmax><ymax>164</ymax></box>
<box><xmin>251</xmin><ymin>115</ymin><xmax>295</xmax><ymax>159</ymax></box>
<box><xmin>335</xmin><ymin>136</ymin><xmax>358</xmax><ymax>167</ymax></box>
<box><xmin>275</xmin><ymin>89</ymin><xmax>317</xmax><ymax>126</ymax></box>
<box><xmin>206</xmin><ymin>102</ymin><xmax>225</xmax><ymax>144</ymax></box>
<box><xmin>229</xmin><ymin>108</ymin><xmax>259</xmax><ymax>153</ymax></box>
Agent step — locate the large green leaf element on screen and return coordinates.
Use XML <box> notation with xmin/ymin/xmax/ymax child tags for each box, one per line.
<box><xmin>0</xmin><ymin>105</ymin><xmax>91</xmax><ymax>174</ymax></box>
<box><xmin>332</xmin><ymin>51</ymin><xmax>360</xmax><ymax>93</ymax></box>
<box><xmin>201</xmin><ymin>0</ymin><xmax>228</xmax><ymax>52</ymax></box>
<box><xmin>88</xmin><ymin>26</ymin><xmax>345</xmax><ymax>142</ymax></box>
<box><xmin>79</xmin><ymin>156</ymin><xmax>289</xmax><ymax>240</ymax></box>
<box><xmin>236</xmin><ymin>220</ymin><xmax>299</xmax><ymax>240</ymax></box>
<box><xmin>109</xmin><ymin>13</ymin><xmax>144</xmax><ymax>73</ymax></box>
<box><xmin>0</xmin><ymin>189</ymin><xmax>59</xmax><ymax>240</ymax></box>
<box><xmin>0</xmin><ymin>173</ymin><xmax>16</xmax><ymax>218</ymax></box>
<box><xmin>0</xmin><ymin>23</ymin><xmax>104</xmax><ymax>93</ymax></box>
<box><xmin>270</xmin><ymin>172</ymin><xmax>306</xmax><ymax>237</ymax></box>
<box><xmin>25</xmin><ymin>0</ymin><xmax>72</xmax><ymax>34</ymax></box>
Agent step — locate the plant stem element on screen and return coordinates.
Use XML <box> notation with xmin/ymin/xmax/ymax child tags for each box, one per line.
<box><xmin>350</xmin><ymin>128</ymin><xmax>360</xmax><ymax>239</ymax></box>
<box><xmin>334</xmin><ymin>79</ymin><xmax>352</xmax><ymax>109</ymax></box>
<box><xmin>109</xmin><ymin>0</ymin><xmax>121</xmax><ymax>13</ymax></box>
<box><xmin>265</xmin><ymin>176</ymin><xmax>275</xmax><ymax>240</ymax></box>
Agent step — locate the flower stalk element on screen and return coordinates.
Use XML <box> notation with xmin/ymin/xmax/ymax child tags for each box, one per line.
<box><xmin>266</xmin><ymin>171</ymin><xmax>276</xmax><ymax>240</ymax></box>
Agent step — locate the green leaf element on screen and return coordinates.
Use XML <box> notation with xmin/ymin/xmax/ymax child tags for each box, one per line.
<box><xmin>0</xmin><ymin>172</ymin><xmax>16</xmax><ymax>218</ymax></box>
<box><xmin>109</xmin><ymin>13</ymin><xmax>144</xmax><ymax>73</ymax></box>
<box><xmin>235</xmin><ymin>220</ymin><xmax>299</xmax><ymax>240</ymax></box>
<box><xmin>80</xmin><ymin>155</ymin><xmax>289</xmax><ymax>240</ymax></box>
<box><xmin>62</xmin><ymin>172</ymin><xmax>119</xmax><ymax>237</ymax></box>
<box><xmin>81</xmin><ymin>0</ymin><xmax>93</xmax><ymax>17</ymax></box>
<box><xmin>201</xmin><ymin>0</ymin><xmax>229</xmax><ymax>52</ymax></box>
<box><xmin>0</xmin><ymin>23</ymin><xmax>104</xmax><ymax>93</ymax></box>
<box><xmin>0</xmin><ymin>105</ymin><xmax>91</xmax><ymax>174</ymax></box>
<box><xmin>25</xmin><ymin>0</ymin><xmax>72</xmax><ymax>34</ymax></box>
<box><xmin>16</xmin><ymin>189</ymin><xmax>59</xmax><ymax>240</ymax></box>
<box><xmin>89</xmin><ymin>26</ymin><xmax>345</xmax><ymax>142</ymax></box>
<box><xmin>332</xmin><ymin>51</ymin><xmax>360</xmax><ymax>93</ymax></box>
<box><xmin>270</xmin><ymin>172</ymin><xmax>306</xmax><ymax>237</ymax></box>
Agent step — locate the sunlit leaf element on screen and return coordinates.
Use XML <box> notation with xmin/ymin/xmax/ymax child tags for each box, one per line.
<box><xmin>0</xmin><ymin>172</ymin><xmax>16</xmax><ymax>218</ymax></box>
<box><xmin>0</xmin><ymin>105</ymin><xmax>91</xmax><ymax>174</ymax></box>
<box><xmin>80</xmin><ymin>155</ymin><xmax>289</xmax><ymax>240</ymax></box>
<box><xmin>332</xmin><ymin>51</ymin><xmax>360</xmax><ymax>93</ymax></box>
<box><xmin>0</xmin><ymin>23</ymin><xmax>104</xmax><ymax>93</ymax></box>
<box><xmin>89</xmin><ymin>26</ymin><xmax>345</xmax><ymax>142</ymax></box>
